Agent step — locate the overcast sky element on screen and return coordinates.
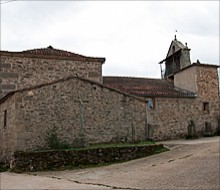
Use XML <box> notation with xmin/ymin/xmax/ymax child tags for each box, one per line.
<box><xmin>1</xmin><ymin>0</ymin><xmax>219</xmax><ymax>78</ymax></box>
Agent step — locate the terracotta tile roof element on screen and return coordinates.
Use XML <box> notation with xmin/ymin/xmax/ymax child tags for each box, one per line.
<box><xmin>0</xmin><ymin>46</ymin><xmax>105</xmax><ymax>63</ymax></box>
<box><xmin>103</xmin><ymin>76</ymin><xmax>196</xmax><ymax>98</ymax></box>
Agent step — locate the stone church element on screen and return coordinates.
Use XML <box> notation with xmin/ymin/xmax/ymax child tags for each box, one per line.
<box><xmin>0</xmin><ymin>37</ymin><xmax>219</xmax><ymax>162</ymax></box>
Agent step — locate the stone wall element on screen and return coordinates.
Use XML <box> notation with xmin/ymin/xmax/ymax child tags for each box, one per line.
<box><xmin>150</xmin><ymin>65</ymin><xmax>220</xmax><ymax>140</ymax></box>
<box><xmin>174</xmin><ymin>64</ymin><xmax>219</xmax><ymax>97</ymax></box>
<box><xmin>11</xmin><ymin>144</ymin><xmax>164</xmax><ymax>172</ymax></box>
<box><xmin>0</xmin><ymin>55</ymin><xmax>103</xmax><ymax>99</ymax></box>
<box><xmin>196</xmin><ymin>65</ymin><xmax>219</xmax><ymax>100</ymax></box>
<box><xmin>0</xmin><ymin>76</ymin><xmax>147</xmax><ymax>162</ymax></box>
<box><xmin>148</xmin><ymin>97</ymin><xmax>219</xmax><ymax>140</ymax></box>
<box><xmin>0</xmin><ymin>95</ymin><xmax>16</xmax><ymax>162</ymax></box>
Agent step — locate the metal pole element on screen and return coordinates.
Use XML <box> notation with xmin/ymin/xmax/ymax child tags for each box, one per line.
<box><xmin>78</xmin><ymin>94</ymin><xmax>84</xmax><ymax>144</ymax></box>
<box><xmin>145</xmin><ymin>101</ymin><xmax>149</xmax><ymax>140</ymax></box>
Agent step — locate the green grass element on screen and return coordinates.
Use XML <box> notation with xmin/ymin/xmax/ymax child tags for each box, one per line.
<box><xmin>154</xmin><ymin>147</ymin><xmax>170</xmax><ymax>154</ymax></box>
<box><xmin>33</xmin><ymin>140</ymin><xmax>155</xmax><ymax>152</ymax></box>
<box><xmin>88</xmin><ymin>141</ymin><xmax>155</xmax><ymax>149</ymax></box>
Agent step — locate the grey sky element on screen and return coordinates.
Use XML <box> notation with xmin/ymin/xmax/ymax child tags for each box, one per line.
<box><xmin>1</xmin><ymin>1</ymin><xmax>219</xmax><ymax>78</ymax></box>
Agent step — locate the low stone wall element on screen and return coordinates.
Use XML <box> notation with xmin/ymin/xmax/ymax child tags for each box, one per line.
<box><xmin>10</xmin><ymin>144</ymin><xmax>164</xmax><ymax>172</ymax></box>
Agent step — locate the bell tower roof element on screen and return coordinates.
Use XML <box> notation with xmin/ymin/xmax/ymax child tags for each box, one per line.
<box><xmin>166</xmin><ymin>35</ymin><xmax>190</xmax><ymax>58</ymax></box>
<box><xmin>159</xmin><ymin>36</ymin><xmax>192</xmax><ymax>80</ymax></box>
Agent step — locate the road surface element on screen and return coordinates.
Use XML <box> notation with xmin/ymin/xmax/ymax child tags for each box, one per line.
<box><xmin>1</xmin><ymin>136</ymin><xmax>219</xmax><ymax>189</ymax></box>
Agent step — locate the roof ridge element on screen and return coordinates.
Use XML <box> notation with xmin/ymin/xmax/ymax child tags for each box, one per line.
<box><xmin>0</xmin><ymin>47</ymin><xmax>106</xmax><ymax>63</ymax></box>
<box><xmin>22</xmin><ymin>46</ymin><xmax>99</xmax><ymax>58</ymax></box>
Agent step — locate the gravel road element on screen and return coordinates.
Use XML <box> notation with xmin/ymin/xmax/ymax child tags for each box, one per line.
<box><xmin>1</xmin><ymin>136</ymin><xmax>219</xmax><ymax>190</ymax></box>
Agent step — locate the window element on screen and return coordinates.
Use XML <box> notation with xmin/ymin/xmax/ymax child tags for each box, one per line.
<box><xmin>4</xmin><ymin>110</ymin><xmax>7</xmax><ymax>128</ymax></box>
<box><xmin>203</xmin><ymin>102</ymin><xmax>209</xmax><ymax>112</ymax></box>
<box><xmin>146</xmin><ymin>98</ymin><xmax>155</xmax><ymax>110</ymax></box>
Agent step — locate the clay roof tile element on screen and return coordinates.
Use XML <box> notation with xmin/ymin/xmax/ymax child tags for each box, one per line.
<box><xmin>103</xmin><ymin>76</ymin><xmax>196</xmax><ymax>98</ymax></box>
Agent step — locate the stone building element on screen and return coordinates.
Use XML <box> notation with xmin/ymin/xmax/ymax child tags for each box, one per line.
<box><xmin>104</xmin><ymin>37</ymin><xmax>219</xmax><ymax>140</ymax></box>
<box><xmin>0</xmin><ymin>46</ymin><xmax>105</xmax><ymax>99</ymax></box>
<box><xmin>0</xmin><ymin>37</ymin><xmax>219</xmax><ymax>163</ymax></box>
<box><xmin>0</xmin><ymin>46</ymin><xmax>147</xmax><ymax>162</ymax></box>
<box><xmin>104</xmin><ymin>63</ymin><xmax>219</xmax><ymax>140</ymax></box>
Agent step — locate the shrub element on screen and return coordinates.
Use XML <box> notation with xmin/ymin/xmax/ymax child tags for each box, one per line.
<box><xmin>45</xmin><ymin>127</ymin><xmax>61</xmax><ymax>149</ymax></box>
<box><xmin>0</xmin><ymin>163</ymin><xmax>8</xmax><ymax>172</ymax></box>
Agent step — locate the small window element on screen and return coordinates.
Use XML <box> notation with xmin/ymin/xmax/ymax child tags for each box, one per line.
<box><xmin>203</xmin><ymin>102</ymin><xmax>209</xmax><ymax>111</ymax></box>
<box><xmin>146</xmin><ymin>98</ymin><xmax>155</xmax><ymax>110</ymax></box>
<box><xmin>4</xmin><ymin>110</ymin><xmax>7</xmax><ymax>128</ymax></box>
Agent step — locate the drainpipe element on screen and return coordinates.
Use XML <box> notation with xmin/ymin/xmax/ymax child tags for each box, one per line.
<box><xmin>145</xmin><ymin>101</ymin><xmax>149</xmax><ymax>140</ymax></box>
<box><xmin>78</xmin><ymin>94</ymin><xmax>84</xmax><ymax>146</ymax></box>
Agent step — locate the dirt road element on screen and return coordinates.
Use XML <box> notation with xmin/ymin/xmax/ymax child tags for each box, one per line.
<box><xmin>1</xmin><ymin>137</ymin><xmax>219</xmax><ymax>189</ymax></box>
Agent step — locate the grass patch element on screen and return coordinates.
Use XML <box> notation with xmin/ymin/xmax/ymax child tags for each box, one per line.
<box><xmin>154</xmin><ymin>147</ymin><xmax>169</xmax><ymax>154</ymax></box>
<box><xmin>34</xmin><ymin>140</ymin><xmax>155</xmax><ymax>152</ymax></box>
<box><xmin>88</xmin><ymin>141</ymin><xmax>155</xmax><ymax>149</ymax></box>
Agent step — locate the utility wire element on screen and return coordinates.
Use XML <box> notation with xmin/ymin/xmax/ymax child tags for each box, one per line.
<box><xmin>0</xmin><ymin>0</ymin><xmax>17</xmax><ymax>5</ymax></box>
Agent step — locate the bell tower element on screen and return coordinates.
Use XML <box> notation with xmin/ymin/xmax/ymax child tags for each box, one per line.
<box><xmin>159</xmin><ymin>36</ymin><xmax>191</xmax><ymax>80</ymax></box>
